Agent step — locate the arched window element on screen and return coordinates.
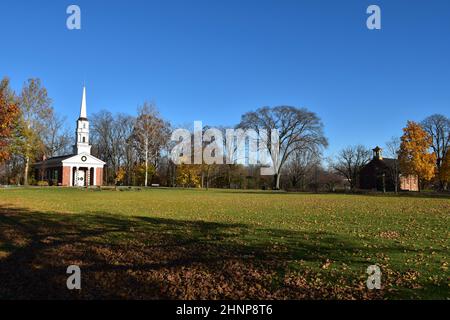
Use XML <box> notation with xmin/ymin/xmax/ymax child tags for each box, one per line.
<box><xmin>82</xmin><ymin>137</ymin><xmax>86</xmax><ymax>143</ymax></box>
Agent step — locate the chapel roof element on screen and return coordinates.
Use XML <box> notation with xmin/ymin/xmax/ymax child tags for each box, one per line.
<box><xmin>34</xmin><ymin>154</ymin><xmax>75</xmax><ymax>167</ymax></box>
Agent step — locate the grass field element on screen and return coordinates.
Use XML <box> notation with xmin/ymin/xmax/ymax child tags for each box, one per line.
<box><xmin>0</xmin><ymin>187</ymin><xmax>448</xmax><ymax>299</ymax></box>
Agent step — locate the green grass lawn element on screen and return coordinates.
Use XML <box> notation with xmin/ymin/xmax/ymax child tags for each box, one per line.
<box><xmin>0</xmin><ymin>187</ymin><xmax>448</xmax><ymax>299</ymax></box>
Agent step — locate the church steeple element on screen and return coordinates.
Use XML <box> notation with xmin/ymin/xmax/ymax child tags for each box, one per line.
<box><xmin>74</xmin><ymin>86</ymin><xmax>91</xmax><ymax>155</ymax></box>
<box><xmin>79</xmin><ymin>85</ymin><xmax>87</xmax><ymax>119</ymax></box>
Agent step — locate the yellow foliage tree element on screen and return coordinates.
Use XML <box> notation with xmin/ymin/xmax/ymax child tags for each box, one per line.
<box><xmin>114</xmin><ymin>167</ymin><xmax>126</xmax><ymax>186</ymax></box>
<box><xmin>399</xmin><ymin>121</ymin><xmax>436</xmax><ymax>190</ymax></box>
<box><xmin>134</xmin><ymin>163</ymin><xmax>156</xmax><ymax>186</ymax></box>
<box><xmin>175</xmin><ymin>154</ymin><xmax>201</xmax><ymax>188</ymax></box>
<box><xmin>176</xmin><ymin>163</ymin><xmax>201</xmax><ymax>188</ymax></box>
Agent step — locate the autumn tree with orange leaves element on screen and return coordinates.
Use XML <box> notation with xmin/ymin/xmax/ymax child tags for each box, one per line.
<box><xmin>0</xmin><ymin>78</ymin><xmax>20</xmax><ymax>163</ymax></box>
<box><xmin>399</xmin><ymin>121</ymin><xmax>436</xmax><ymax>191</ymax></box>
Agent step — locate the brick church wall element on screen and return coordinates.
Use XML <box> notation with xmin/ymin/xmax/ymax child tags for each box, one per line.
<box><xmin>96</xmin><ymin>168</ymin><xmax>103</xmax><ymax>186</ymax></box>
<box><xmin>400</xmin><ymin>175</ymin><xmax>419</xmax><ymax>191</ymax></box>
<box><xmin>62</xmin><ymin>166</ymin><xmax>71</xmax><ymax>187</ymax></box>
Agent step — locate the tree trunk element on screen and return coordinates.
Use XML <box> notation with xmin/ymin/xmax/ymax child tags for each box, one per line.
<box><xmin>144</xmin><ymin>138</ymin><xmax>148</xmax><ymax>187</ymax></box>
<box><xmin>273</xmin><ymin>173</ymin><xmax>281</xmax><ymax>190</ymax></box>
<box><xmin>201</xmin><ymin>171</ymin><xmax>204</xmax><ymax>188</ymax></box>
<box><xmin>144</xmin><ymin>158</ymin><xmax>148</xmax><ymax>187</ymax></box>
<box><xmin>348</xmin><ymin>178</ymin><xmax>354</xmax><ymax>191</ymax></box>
<box><xmin>24</xmin><ymin>156</ymin><xmax>30</xmax><ymax>186</ymax></box>
<box><xmin>439</xmin><ymin>179</ymin><xmax>445</xmax><ymax>191</ymax></box>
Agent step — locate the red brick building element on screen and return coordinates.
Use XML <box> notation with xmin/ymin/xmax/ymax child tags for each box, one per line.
<box><xmin>34</xmin><ymin>86</ymin><xmax>105</xmax><ymax>186</ymax></box>
<box><xmin>359</xmin><ymin>146</ymin><xmax>419</xmax><ymax>192</ymax></box>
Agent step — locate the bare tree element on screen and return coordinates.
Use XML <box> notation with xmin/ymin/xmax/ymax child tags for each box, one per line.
<box><xmin>109</xmin><ymin>114</ymin><xmax>129</xmax><ymax>180</ymax></box>
<box><xmin>91</xmin><ymin>111</ymin><xmax>142</xmax><ymax>186</ymax></box>
<box><xmin>320</xmin><ymin>168</ymin><xmax>344</xmax><ymax>192</ymax></box>
<box><xmin>284</xmin><ymin>148</ymin><xmax>320</xmax><ymax>190</ymax></box>
<box><xmin>331</xmin><ymin>145</ymin><xmax>371</xmax><ymax>190</ymax></box>
<box><xmin>115</xmin><ymin>114</ymin><xmax>136</xmax><ymax>185</ymax></box>
<box><xmin>421</xmin><ymin>114</ymin><xmax>450</xmax><ymax>189</ymax></box>
<box><xmin>238</xmin><ymin>106</ymin><xmax>328</xmax><ymax>189</ymax></box>
<box><xmin>385</xmin><ymin>137</ymin><xmax>401</xmax><ymax>193</ymax></box>
<box><xmin>44</xmin><ymin>111</ymin><xmax>71</xmax><ymax>157</ymax></box>
<box><xmin>91</xmin><ymin>110</ymin><xmax>114</xmax><ymax>184</ymax></box>
<box><xmin>133</xmin><ymin>102</ymin><xmax>170</xmax><ymax>187</ymax></box>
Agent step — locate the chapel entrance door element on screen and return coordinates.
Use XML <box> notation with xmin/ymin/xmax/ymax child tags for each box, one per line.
<box><xmin>75</xmin><ymin>170</ymin><xmax>85</xmax><ymax>187</ymax></box>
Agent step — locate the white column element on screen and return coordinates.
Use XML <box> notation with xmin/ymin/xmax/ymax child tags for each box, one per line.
<box><xmin>87</xmin><ymin>167</ymin><xmax>91</xmax><ymax>187</ymax></box>
<box><xmin>76</xmin><ymin>167</ymin><xmax>79</xmax><ymax>187</ymax></box>
<box><xmin>93</xmin><ymin>167</ymin><xmax>97</xmax><ymax>186</ymax></box>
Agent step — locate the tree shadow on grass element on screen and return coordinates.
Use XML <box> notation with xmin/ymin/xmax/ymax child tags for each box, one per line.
<box><xmin>0</xmin><ymin>205</ymin><xmax>444</xmax><ymax>300</ymax></box>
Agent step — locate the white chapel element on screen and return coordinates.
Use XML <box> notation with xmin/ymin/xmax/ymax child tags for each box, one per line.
<box><xmin>34</xmin><ymin>86</ymin><xmax>105</xmax><ymax>186</ymax></box>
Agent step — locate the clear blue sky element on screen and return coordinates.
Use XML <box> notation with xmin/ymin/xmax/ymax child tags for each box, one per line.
<box><xmin>1</xmin><ymin>0</ymin><xmax>449</xmax><ymax>157</ymax></box>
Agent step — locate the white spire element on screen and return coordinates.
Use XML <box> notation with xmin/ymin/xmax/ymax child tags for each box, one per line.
<box><xmin>80</xmin><ymin>86</ymin><xmax>87</xmax><ymax>118</ymax></box>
